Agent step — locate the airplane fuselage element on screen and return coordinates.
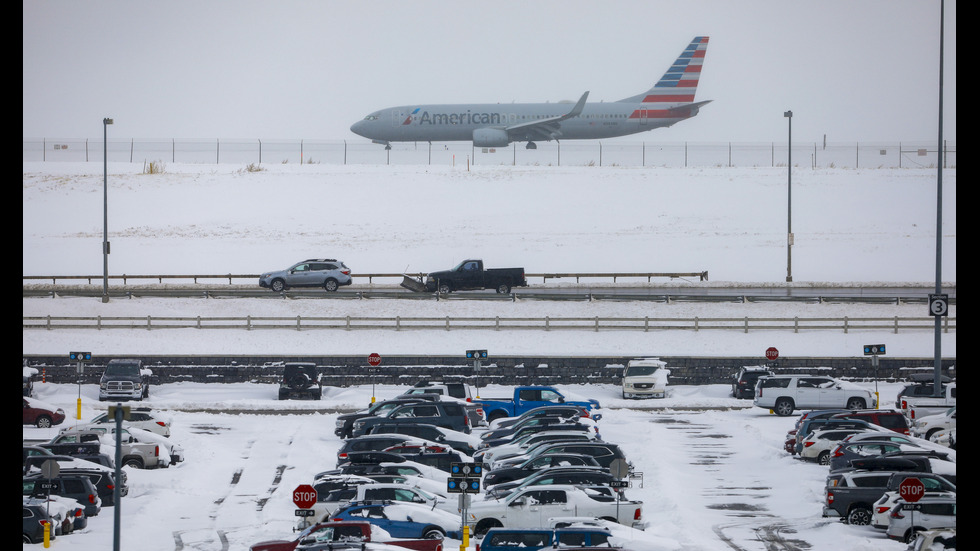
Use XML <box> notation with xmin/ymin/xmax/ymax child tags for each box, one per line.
<box><xmin>351</xmin><ymin>101</ymin><xmax>698</xmax><ymax>144</ymax></box>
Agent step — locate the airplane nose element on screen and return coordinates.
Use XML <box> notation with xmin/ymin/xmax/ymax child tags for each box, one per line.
<box><xmin>350</xmin><ymin>120</ymin><xmax>366</xmax><ymax>137</ymax></box>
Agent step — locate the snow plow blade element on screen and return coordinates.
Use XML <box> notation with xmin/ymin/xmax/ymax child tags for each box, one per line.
<box><xmin>400</xmin><ymin>275</ymin><xmax>428</xmax><ymax>293</ymax></box>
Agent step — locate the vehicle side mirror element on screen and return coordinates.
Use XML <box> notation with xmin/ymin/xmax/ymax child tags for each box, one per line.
<box><xmin>592</xmin><ymin>413</ymin><xmax>602</xmax><ymax>422</ymax></box>
<box><xmin>558</xmin><ymin>397</ymin><xmax>565</xmax><ymax>403</ymax></box>
<box><xmin>509</xmin><ymin>498</ymin><xmax>525</xmax><ymax>507</ymax></box>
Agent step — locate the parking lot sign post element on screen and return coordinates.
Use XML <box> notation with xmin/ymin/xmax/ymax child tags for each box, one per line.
<box><xmin>70</xmin><ymin>352</ymin><xmax>93</xmax><ymax>420</ymax></box>
<box><xmin>465</xmin><ymin>350</ymin><xmax>488</xmax><ymax>398</ymax></box>
<box><xmin>368</xmin><ymin>353</ymin><xmax>382</xmax><ymax>403</ymax></box>
<box><xmin>899</xmin><ymin>477</ymin><xmax>925</xmax><ymax>529</ymax></box>
<box><xmin>864</xmin><ymin>344</ymin><xmax>886</xmax><ymax>408</ymax></box>
<box><xmin>449</xmin><ymin>462</ymin><xmax>482</xmax><ymax>550</ymax></box>
<box><xmin>293</xmin><ymin>484</ymin><xmax>318</xmax><ymax>528</ymax></box>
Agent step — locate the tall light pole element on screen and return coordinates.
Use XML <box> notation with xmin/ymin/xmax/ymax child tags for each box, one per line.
<box><xmin>102</xmin><ymin>118</ymin><xmax>113</xmax><ymax>303</ymax></box>
<box><xmin>784</xmin><ymin>110</ymin><xmax>793</xmax><ymax>282</ymax></box>
<box><xmin>933</xmin><ymin>0</ymin><xmax>945</xmax><ymax>395</ymax></box>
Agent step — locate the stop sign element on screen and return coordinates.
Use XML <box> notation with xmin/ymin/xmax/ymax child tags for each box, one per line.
<box><xmin>368</xmin><ymin>353</ymin><xmax>382</xmax><ymax>367</ymax></box>
<box><xmin>765</xmin><ymin>347</ymin><xmax>779</xmax><ymax>361</ymax></box>
<box><xmin>293</xmin><ymin>484</ymin><xmax>317</xmax><ymax>509</ymax></box>
<box><xmin>899</xmin><ymin>477</ymin><xmax>925</xmax><ymax>503</ymax></box>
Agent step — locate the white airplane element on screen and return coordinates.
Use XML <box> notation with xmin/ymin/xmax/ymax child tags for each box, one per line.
<box><xmin>350</xmin><ymin>36</ymin><xmax>710</xmax><ymax>149</ymax></box>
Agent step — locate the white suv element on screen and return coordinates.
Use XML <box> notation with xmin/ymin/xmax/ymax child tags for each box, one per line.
<box><xmin>621</xmin><ymin>358</ymin><xmax>669</xmax><ymax>399</ymax></box>
<box><xmin>753</xmin><ymin>375</ymin><xmax>876</xmax><ymax>417</ymax></box>
<box><xmin>259</xmin><ymin>258</ymin><xmax>352</xmax><ymax>292</ymax></box>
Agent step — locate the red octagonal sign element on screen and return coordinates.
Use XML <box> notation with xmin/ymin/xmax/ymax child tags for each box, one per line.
<box><xmin>899</xmin><ymin>477</ymin><xmax>925</xmax><ymax>503</ymax></box>
<box><xmin>293</xmin><ymin>484</ymin><xmax>317</xmax><ymax>509</ymax></box>
<box><xmin>368</xmin><ymin>353</ymin><xmax>382</xmax><ymax>367</ymax></box>
<box><xmin>765</xmin><ymin>347</ymin><xmax>779</xmax><ymax>361</ymax></box>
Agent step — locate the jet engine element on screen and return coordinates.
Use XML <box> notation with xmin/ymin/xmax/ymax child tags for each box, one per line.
<box><xmin>472</xmin><ymin>128</ymin><xmax>510</xmax><ymax>148</ymax></box>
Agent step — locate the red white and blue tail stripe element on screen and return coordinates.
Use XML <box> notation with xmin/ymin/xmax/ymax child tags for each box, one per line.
<box><xmin>617</xmin><ymin>36</ymin><xmax>709</xmax><ymax>105</ymax></box>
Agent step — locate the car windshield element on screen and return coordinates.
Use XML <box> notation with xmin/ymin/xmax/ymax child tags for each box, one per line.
<box><xmin>106</xmin><ymin>364</ymin><xmax>139</xmax><ymax>376</ymax></box>
<box><xmin>625</xmin><ymin>365</ymin><xmax>660</xmax><ymax>376</ymax></box>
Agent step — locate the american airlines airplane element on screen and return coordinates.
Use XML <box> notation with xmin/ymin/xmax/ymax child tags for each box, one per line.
<box><xmin>350</xmin><ymin>36</ymin><xmax>709</xmax><ymax>150</ymax></box>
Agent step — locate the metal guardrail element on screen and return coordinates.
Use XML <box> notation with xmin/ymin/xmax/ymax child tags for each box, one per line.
<box><xmin>23</xmin><ymin>271</ymin><xmax>709</xmax><ymax>285</ymax></box>
<box><xmin>24</xmin><ymin>315</ymin><xmax>953</xmax><ymax>333</ymax></box>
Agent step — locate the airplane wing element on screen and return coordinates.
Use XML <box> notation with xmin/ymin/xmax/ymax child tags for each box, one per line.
<box><xmin>504</xmin><ymin>91</ymin><xmax>589</xmax><ymax>142</ymax></box>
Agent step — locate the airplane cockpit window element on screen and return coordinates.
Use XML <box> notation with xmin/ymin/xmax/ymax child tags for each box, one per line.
<box><xmin>363</xmin><ymin>115</ymin><xmax>379</xmax><ymax>121</ymax></box>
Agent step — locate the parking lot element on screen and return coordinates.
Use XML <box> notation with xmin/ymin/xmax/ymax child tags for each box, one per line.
<box><xmin>21</xmin><ymin>380</ymin><xmax>932</xmax><ymax>550</ymax></box>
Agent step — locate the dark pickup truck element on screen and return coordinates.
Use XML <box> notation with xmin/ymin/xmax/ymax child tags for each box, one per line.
<box><xmin>823</xmin><ymin>471</ymin><xmax>956</xmax><ymax>525</ymax></box>
<box><xmin>401</xmin><ymin>259</ymin><xmax>527</xmax><ymax>294</ymax></box>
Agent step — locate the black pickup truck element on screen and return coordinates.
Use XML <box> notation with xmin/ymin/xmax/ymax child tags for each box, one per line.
<box><xmin>401</xmin><ymin>259</ymin><xmax>527</xmax><ymax>294</ymax></box>
<box><xmin>823</xmin><ymin>470</ymin><xmax>956</xmax><ymax>525</ymax></box>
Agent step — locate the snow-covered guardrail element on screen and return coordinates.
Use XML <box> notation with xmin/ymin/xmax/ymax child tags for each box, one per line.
<box><xmin>23</xmin><ymin>315</ymin><xmax>953</xmax><ymax>333</ymax></box>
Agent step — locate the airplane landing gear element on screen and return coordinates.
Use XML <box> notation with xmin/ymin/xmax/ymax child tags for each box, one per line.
<box><xmin>526</xmin><ymin>142</ymin><xmax>537</xmax><ymax>150</ymax></box>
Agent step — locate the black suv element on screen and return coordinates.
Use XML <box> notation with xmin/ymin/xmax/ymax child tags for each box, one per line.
<box><xmin>732</xmin><ymin>366</ymin><xmax>774</xmax><ymax>399</ymax></box>
<box><xmin>278</xmin><ymin>362</ymin><xmax>322</xmax><ymax>400</ymax></box>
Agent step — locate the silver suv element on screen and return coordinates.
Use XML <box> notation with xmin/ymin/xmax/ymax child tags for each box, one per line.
<box><xmin>259</xmin><ymin>259</ymin><xmax>352</xmax><ymax>292</ymax></box>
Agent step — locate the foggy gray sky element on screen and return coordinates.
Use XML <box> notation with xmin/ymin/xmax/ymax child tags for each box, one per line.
<box><xmin>23</xmin><ymin>0</ymin><xmax>956</xmax><ymax>144</ymax></box>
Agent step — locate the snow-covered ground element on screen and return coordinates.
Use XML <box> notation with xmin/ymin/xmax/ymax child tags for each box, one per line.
<box><xmin>23</xmin><ymin>162</ymin><xmax>955</xmax><ymax>549</ymax></box>
<box><xmin>22</xmin><ymin>380</ymin><xmax>944</xmax><ymax>550</ymax></box>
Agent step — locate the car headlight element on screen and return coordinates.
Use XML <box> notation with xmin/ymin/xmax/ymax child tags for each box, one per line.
<box><xmin>336</xmin><ymin>420</ymin><xmax>345</xmax><ymax>428</ymax></box>
<box><xmin>100</xmin><ymin>382</ymin><xmax>107</xmax><ymax>390</ymax></box>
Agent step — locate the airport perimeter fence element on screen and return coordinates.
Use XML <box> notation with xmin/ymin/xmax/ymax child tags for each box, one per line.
<box><xmin>24</xmin><ymin>138</ymin><xmax>955</xmax><ymax>169</ymax></box>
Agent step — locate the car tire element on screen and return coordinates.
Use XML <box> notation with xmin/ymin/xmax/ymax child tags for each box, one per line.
<box><xmin>845</xmin><ymin>398</ymin><xmax>866</xmax><ymax>410</ymax></box>
<box><xmin>475</xmin><ymin>519</ymin><xmax>502</xmax><ymax>538</ymax></box>
<box><xmin>495</xmin><ymin>283</ymin><xmax>511</xmax><ymax>294</ymax></box>
<box><xmin>35</xmin><ymin>415</ymin><xmax>52</xmax><ymax>428</ymax></box>
<box><xmin>324</xmin><ymin>279</ymin><xmax>339</xmax><ymax>292</ymax></box>
<box><xmin>846</xmin><ymin>506</ymin><xmax>872</xmax><ymax>525</ymax></box>
<box><xmin>422</xmin><ymin>528</ymin><xmax>445</xmax><ymax>540</ymax></box>
<box><xmin>817</xmin><ymin>451</ymin><xmax>830</xmax><ymax>465</ymax></box>
<box><xmin>271</xmin><ymin>279</ymin><xmax>285</xmax><ymax>292</ymax></box>
<box><xmin>438</xmin><ymin>283</ymin><xmax>451</xmax><ymax>294</ymax></box>
<box><xmin>774</xmin><ymin>398</ymin><xmax>794</xmax><ymax>417</ymax></box>
<box><xmin>486</xmin><ymin>411</ymin><xmax>508</xmax><ymax>423</ymax></box>
<box><xmin>124</xmin><ymin>457</ymin><xmax>144</xmax><ymax>469</ymax></box>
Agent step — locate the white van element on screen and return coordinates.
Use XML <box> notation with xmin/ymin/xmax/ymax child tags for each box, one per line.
<box><xmin>621</xmin><ymin>358</ymin><xmax>669</xmax><ymax>399</ymax></box>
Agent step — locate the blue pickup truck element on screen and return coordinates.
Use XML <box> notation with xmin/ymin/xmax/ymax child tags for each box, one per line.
<box><xmin>475</xmin><ymin>386</ymin><xmax>600</xmax><ymax>423</ymax></box>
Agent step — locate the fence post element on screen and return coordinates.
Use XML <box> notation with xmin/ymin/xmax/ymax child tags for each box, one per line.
<box><xmin>247</xmin><ymin>315</ymin><xmax>251</xmax><ymax>330</ymax></box>
<box><xmin>744</xmin><ymin>317</ymin><xmax>748</xmax><ymax>333</ymax></box>
<box><xmin>297</xmin><ymin>315</ymin><xmax>301</xmax><ymax>331</ymax></box>
<box><xmin>495</xmin><ymin>316</ymin><xmax>499</xmax><ymax>331</ymax></box>
<box><xmin>396</xmin><ymin>316</ymin><xmax>401</xmax><ymax>331</ymax></box>
<box><xmin>445</xmin><ymin>316</ymin><xmax>449</xmax><ymax>331</ymax></box>
<box><xmin>595</xmin><ymin>316</ymin><xmax>599</xmax><ymax>332</ymax></box>
<box><xmin>197</xmin><ymin>316</ymin><xmax>201</xmax><ymax>329</ymax></box>
<box><xmin>545</xmin><ymin>316</ymin><xmax>550</xmax><ymax>331</ymax></box>
<box><xmin>147</xmin><ymin>315</ymin><xmax>151</xmax><ymax>330</ymax></box>
<box><xmin>347</xmin><ymin>315</ymin><xmax>351</xmax><ymax>331</ymax></box>
<box><xmin>844</xmin><ymin>316</ymin><xmax>849</xmax><ymax>334</ymax></box>
<box><xmin>894</xmin><ymin>316</ymin><xmax>898</xmax><ymax>334</ymax></box>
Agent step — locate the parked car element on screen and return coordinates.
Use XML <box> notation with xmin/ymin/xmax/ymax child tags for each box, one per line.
<box><xmin>794</xmin><ymin>418</ymin><xmax>877</xmax><ymax>455</ymax></box>
<box><xmin>731</xmin><ymin>366</ymin><xmax>774</xmax><ymax>399</ymax></box>
<box><xmin>489</xmin><ymin>405</ymin><xmax>596</xmax><ymax>431</ymax></box>
<box><xmin>337</xmin><ymin>435</ymin><xmax>422</xmax><ymax>466</ymax></box>
<box><xmin>279</xmin><ymin>362</ymin><xmax>322</xmax><ymax>400</ymax></box>
<box><xmin>911</xmin><ymin>407</ymin><xmax>956</xmax><ymax>441</ymax></box>
<box><xmin>62</xmin><ymin>406</ymin><xmax>172</xmax><ymax>437</ymax></box>
<box><xmin>783</xmin><ymin>409</ymin><xmax>852</xmax><ymax>455</ymax></box>
<box><xmin>52</xmin><ymin>427</ymin><xmax>163</xmax><ymax>469</ymax></box>
<box><xmin>24</xmin><ymin>495</ymin><xmax>87</xmax><ymax>536</ymax></box>
<box><xmin>476</xmin><ymin>430</ymin><xmax>601</xmax><ymax>467</ymax></box>
<box><xmin>24</xmin><ymin>397</ymin><xmax>66</xmax><ymax>428</ymax></box>
<box><xmin>483</xmin><ymin>453</ymin><xmax>604</xmax><ymax>488</ymax></box>
<box><xmin>330</xmin><ymin>500</ymin><xmax>463</xmax><ymax>540</ymax></box>
<box><xmin>478</xmin><ymin>526</ymin><xmax>614</xmax><ymax>551</ymax></box>
<box><xmin>467</xmin><ymin>485</ymin><xmax>643</xmax><ymax>536</ymax></box>
<box><xmin>885</xmin><ymin>495</ymin><xmax>956</xmax><ymax>543</ymax></box>
<box><xmin>23</xmin><ymin>473</ymin><xmax>101</xmax><ymax>518</ymax></box>
<box><xmin>24</xmin><ymin>453</ymin><xmax>129</xmax><ymax>506</ymax></box>
<box><xmin>249</xmin><ymin>520</ymin><xmax>446</xmax><ymax>551</ymax></box>
<box><xmin>894</xmin><ymin>373</ymin><xmax>952</xmax><ymax>409</ymax></box>
<box><xmin>872</xmin><ymin>488</ymin><xmax>956</xmax><ymax>531</ymax></box>
<box><xmin>621</xmin><ymin>358</ymin><xmax>669</xmax><ymax>399</ymax></box>
<box><xmin>381</xmin><ymin>444</ymin><xmax>465</xmax><ymax>472</ymax></box>
<box><xmin>798</xmin><ymin>428</ymin><xmax>871</xmax><ymax>465</ymax></box>
<box><xmin>823</xmin><ymin>470</ymin><xmax>954</xmax><ymax>526</ymax></box>
<box><xmin>482</xmin><ymin>415</ymin><xmax>597</xmax><ymax>444</ymax></box>
<box><xmin>476</xmin><ymin>386</ymin><xmax>600</xmax><ymax>424</ymax></box>
<box><xmin>259</xmin><ymin>258</ymin><xmax>352</xmax><ymax>292</ymax></box>
<box><xmin>367</xmin><ymin>423</ymin><xmax>482</xmax><ymax>455</ymax></box>
<box><xmin>905</xmin><ymin>528</ymin><xmax>955</xmax><ymax>550</ymax></box>
<box><xmin>336</xmin><ymin>398</ymin><xmax>437</xmax><ymax>439</ymax></box>
<box><xmin>99</xmin><ymin>358</ymin><xmax>151</xmax><ymax>401</ymax></box>
<box><xmin>827</xmin><ymin>440</ymin><xmax>927</xmax><ymax>473</ymax></box>
<box><xmin>830</xmin><ymin>409</ymin><xmax>911</xmax><ymax>435</ymax></box>
<box><xmin>485</xmin><ymin>466</ymin><xmax>619</xmax><ymax>499</ymax></box>
<box><xmin>753</xmin><ymin>375</ymin><xmax>876</xmax><ymax>416</ymax></box>
<box><xmin>314</xmin><ymin>483</ymin><xmax>457</xmax><ymax>522</ymax></box>
<box><xmin>480</xmin><ymin>419</ymin><xmax>596</xmax><ymax>450</ymax></box>
<box><xmin>490</xmin><ymin>442</ymin><xmax>629</xmax><ymax>472</ymax></box>
<box><xmin>352</xmin><ymin>401</ymin><xmax>471</xmax><ymax>437</ymax></box>
<box><xmin>23</xmin><ymin>500</ymin><xmax>57</xmax><ymax>544</ymax></box>
<box><xmin>396</xmin><ymin>381</ymin><xmax>486</xmax><ymax>428</ymax></box>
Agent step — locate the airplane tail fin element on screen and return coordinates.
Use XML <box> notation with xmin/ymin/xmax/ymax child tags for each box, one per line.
<box><xmin>617</xmin><ymin>36</ymin><xmax>709</xmax><ymax>104</ymax></box>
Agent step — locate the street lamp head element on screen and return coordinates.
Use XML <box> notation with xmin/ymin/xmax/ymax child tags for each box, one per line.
<box><xmin>783</xmin><ymin>111</ymin><xmax>792</xmax><ymax>118</ymax></box>
<box><xmin>104</xmin><ymin>118</ymin><xmax>113</xmax><ymax>125</ymax></box>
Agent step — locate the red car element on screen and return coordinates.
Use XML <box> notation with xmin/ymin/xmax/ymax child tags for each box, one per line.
<box><xmin>23</xmin><ymin>397</ymin><xmax>66</xmax><ymax>428</ymax></box>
